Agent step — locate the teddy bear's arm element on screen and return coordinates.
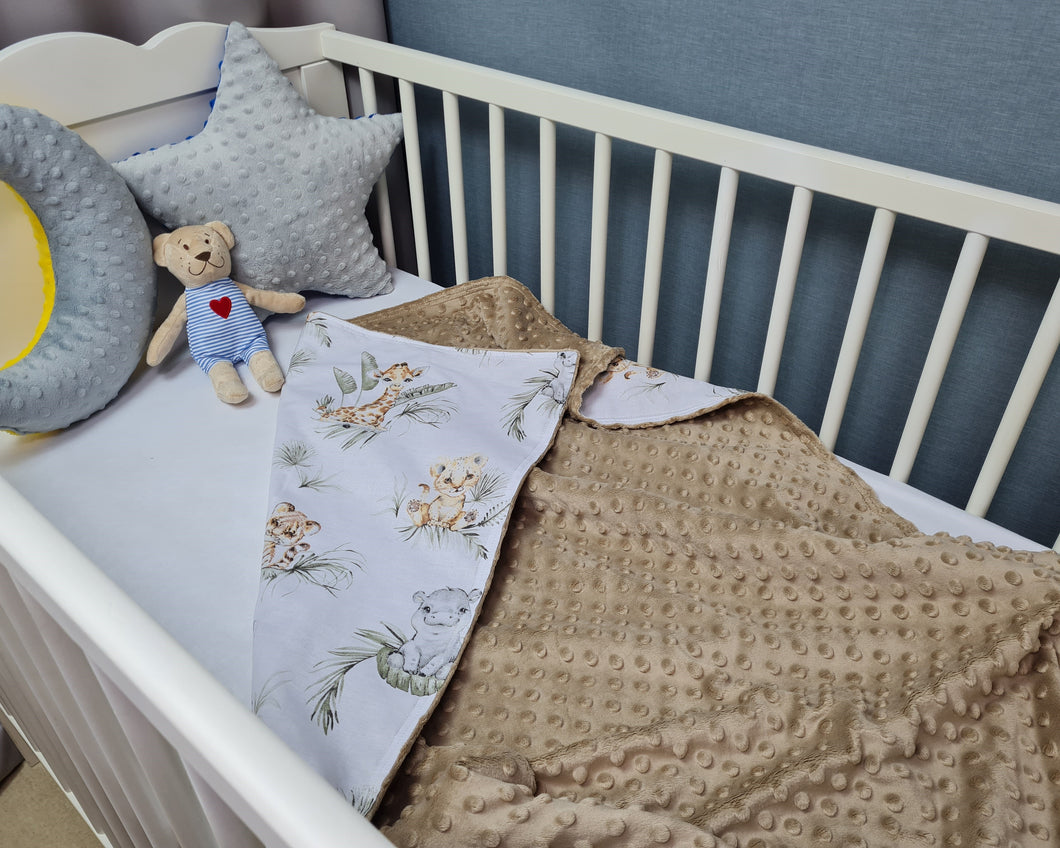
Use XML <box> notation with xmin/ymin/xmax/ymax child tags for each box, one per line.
<box><xmin>236</xmin><ymin>283</ymin><xmax>306</xmax><ymax>315</ymax></box>
<box><xmin>146</xmin><ymin>293</ymin><xmax>188</xmax><ymax>366</ymax></box>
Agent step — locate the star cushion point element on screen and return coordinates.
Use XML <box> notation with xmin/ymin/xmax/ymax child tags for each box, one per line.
<box><xmin>114</xmin><ymin>22</ymin><xmax>402</xmax><ymax>298</ymax></box>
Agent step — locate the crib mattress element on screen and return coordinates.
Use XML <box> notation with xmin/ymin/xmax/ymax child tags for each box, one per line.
<box><xmin>0</xmin><ymin>269</ymin><xmax>1042</xmax><ymax>702</ymax></box>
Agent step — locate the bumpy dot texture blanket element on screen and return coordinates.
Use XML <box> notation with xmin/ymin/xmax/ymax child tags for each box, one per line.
<box><xmin>353</xmin><ymin>277</ymin><xmax>1060</xmax><ymax>848</ymax></box>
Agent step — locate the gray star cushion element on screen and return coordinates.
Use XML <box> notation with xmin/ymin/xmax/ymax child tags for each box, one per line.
<box><xmin>113</xmin><ymin>22</ymin><xmax>402</xmax><ymax>298</ymax></box>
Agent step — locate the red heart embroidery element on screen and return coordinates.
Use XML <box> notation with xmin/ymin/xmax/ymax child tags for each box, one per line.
<box><xmin>209</xmin><ymin>297</ymin><xmax>232</xmax><ymax>319</ymax></box>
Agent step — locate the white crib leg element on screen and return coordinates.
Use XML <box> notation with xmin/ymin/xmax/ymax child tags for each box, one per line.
<box><xmin>0</xmin><ymin>662</ymin><xmax>85</xmax><ymax>816</ymax></box>
<box><xmin>0</xmin><ymin>702</ymin><xmax>35</xmax><ymax>765</ymax></box>
<box><xmin>0</xmin><ymin>641</ymin><xmax>45</xmax><ymax>766</ymax></box>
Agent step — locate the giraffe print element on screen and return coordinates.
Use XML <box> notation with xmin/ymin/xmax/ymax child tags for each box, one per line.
<box><xmin>599</xmin><ymin>358</ymin><xmax>662</xmax><ymax>383</ymax></box>
<box><xmin>317</xmin><ymin>362</ymin><xmax>425</xmax><ymax>428</ymax></box>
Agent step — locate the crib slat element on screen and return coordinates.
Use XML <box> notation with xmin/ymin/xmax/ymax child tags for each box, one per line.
<box><xmin>636</xmin><ymin>149</ymin><xmax>673</xmax><ymax>366</ymax></box>
<box><xmin>296</xmin><ymin>57</ymin><xmax>350</xmax><ymax>121</ymax></box>
<box><xmin>694</xmin><ymin>166</ymin><xmax>740</xmax><ymax>382</ymax></box>
<box><xmin>539</xmin><ymin>118</ymin><xmax>557</xmax><ymax>313</ymax></box>
<box><xmin>0</xmin><ymin>679</ymin><xmax>96</xmax><ymax>839</ymax></box>
<box><xmin>0</xmin><ymin>577</ymin><xmax>98</xmax><ymax>827</ymax></box>
<box><xmin>966</xmin><ymin>273</ymin><xmax>1060</xmax><ymax>518</ymax></box>
<box><xmin>353</xmin><ymin>66</ymin><xmax>375</xmax><ymax>114</ymax></box>
<box><xmin>99</xmin><ymin>676</ymin><xmax>222</xmax><ymax>848</ymax></box>
<box><xmin>0</xmin><ymin>626</ymin><xmax>57</xmax><ymax>765</ymax></box>
<box><xmin>758</xmin><ymin>186</ymin><xmax>814</xmax><ymax>395</ymax></box>
<box><xmin>3</xmin><ymin>581</ymin><xmax>138</xmax><ymax>847</ymax></box>
<box><xmin>187</xmin><ymin>769</ymin><xmax>261</xmax><ymax>848</ymax></box>
<box><xmin>23</xmin><ymin>594</ymin><xmax>152</xmax><ymax>848</ymax></box>
<box><xmin>397</xmin><ymin>78</ymin><xmax>432</xmax><ymax>281</ymax></box>
<box><xmin>442</xmin><ymin>91</ymin><xmax>470</xmax><ymax>283</ymax></box>
<box><xmin>890</xmin><ymin>232</ymin><xmax>988</xmax><ymax>481</ymax></box>
<box><xmin>357</xmin><ymin>68</ymin><xmax>397</xmax><ymax>268</ymax></box>
<box><xmin>0</xmin><ymin>695</ymin><xmax>36</xmax><ymax>768</ymax></box>
<box><xmin>588</xmin><ymin>132</ymin><xmax>613</xmax><ymax>342</ymax></box>
<box><xmin>27</xmin><ymin>605</ymin><xmax>182</xmax><ymax>848</ymax></box>
<box><xmin>489</xmin><ymin>103</ymin><xmax>508</xmax><ymax>277</ymax></box>
<box><xmin>819</xmin><ymin>207</ymin><xmax>896</xmax><ymax>449</ymax></box>
<box><xmin>0</xmin><ymin>575</ymin><xmax>115</xmax><ymax>843</ymax></box>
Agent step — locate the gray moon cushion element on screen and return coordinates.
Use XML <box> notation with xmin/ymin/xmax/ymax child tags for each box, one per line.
<box><xmin>113</xmin><ymin>22</ymin><xmax>403</xmax><ymax>298</ymax></box>
<box><xmin>0</xmin><ymin>105</ymin><xmax>154</xmax><ymax>434</ymax></box>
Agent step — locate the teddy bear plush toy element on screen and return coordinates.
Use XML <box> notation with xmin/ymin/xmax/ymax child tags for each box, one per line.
<box><xmin>147</xmin><ymin>221</ymin><xmax>306</xmax><ymax>403</ymax></box>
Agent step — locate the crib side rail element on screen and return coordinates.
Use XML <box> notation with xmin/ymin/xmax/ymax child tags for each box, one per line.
<box><xmin>321</xmin><ymin>31</ymin><xmax>1060</xmax><ymax>550</ymax></box>
<box><xmin>0</xmin><ymin>476</ymin><xmax>392</xmax><ymax>848</ymax></box>
<box><xmin>321</xmin><ymin>30</ymin><xmax>1060</xmax><ymax>259</ymax></box>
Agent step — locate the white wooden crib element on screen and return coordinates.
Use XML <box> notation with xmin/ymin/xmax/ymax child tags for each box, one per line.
<box><xmin>0</xmin><ymin>21</ymin><xmax>1057</xmax><ymax>848</ymax></box>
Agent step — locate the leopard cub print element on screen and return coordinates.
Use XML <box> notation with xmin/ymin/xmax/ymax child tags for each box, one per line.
<box><xmin>262</xmin><ymin>502</ymin><xmax>321</xmax><ymax>568</ymax></box>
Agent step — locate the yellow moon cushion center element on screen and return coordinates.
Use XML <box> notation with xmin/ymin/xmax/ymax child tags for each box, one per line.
<box><xmin>0</xmin><ymin>180</ymin><xmax>55</xmax><ymax>370</ymax></box>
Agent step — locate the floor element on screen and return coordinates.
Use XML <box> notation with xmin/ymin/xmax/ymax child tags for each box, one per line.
<box><xmin>0</xmin><ymin>760</ymin><xmax>101</xmax><ymax>847</ymax></box>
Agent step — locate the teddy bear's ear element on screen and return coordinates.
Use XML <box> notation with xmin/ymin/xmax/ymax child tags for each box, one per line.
<box><xmin>152</xmin><ymin>233</ymin><xmax>172</xmax><ymax>266</ymax></box>
<box><xmin>206</xmin><ymin>220</ymin><xmax>236</xmax><ymax>249</ymax></box>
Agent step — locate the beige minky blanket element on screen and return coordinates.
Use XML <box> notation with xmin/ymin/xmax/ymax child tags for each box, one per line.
<box><xmin>354</xmin><ymin>277</ymin><xmax>1060</xmax><ymax>847</ymax></box>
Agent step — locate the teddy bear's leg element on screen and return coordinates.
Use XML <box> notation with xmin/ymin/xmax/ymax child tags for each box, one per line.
<box><xmin>208</xmin><ymin>361</ymin><xmax>249</xmax><ymax>404</ymax></box>
<box><xmin>248</xmin><ymin>350</ymin><xmax>285</xmax><ymax>393</ymax></box>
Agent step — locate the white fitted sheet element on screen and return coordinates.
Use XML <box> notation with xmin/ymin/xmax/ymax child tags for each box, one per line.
<box><xmin>0</xmin><ymin>270</ymin><xmax>437</xmax><ymax>700</ymax></box>
<box><xmin>0</xmin><ymin>268</ymin><xmax>1042</xmax><ymax>702</ymax></box>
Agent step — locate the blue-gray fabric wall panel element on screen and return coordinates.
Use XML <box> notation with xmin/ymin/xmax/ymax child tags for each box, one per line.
<box><xmin>385</xmin><ymin>0</ymin><xmax>1060</xmax><ymax>546</ymax></box>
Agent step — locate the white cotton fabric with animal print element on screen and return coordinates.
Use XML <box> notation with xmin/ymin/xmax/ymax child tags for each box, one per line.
<box><xmin>252</xmin><ymin>312</ymin><xmax>578</xmax><ymax>814</ymax></box>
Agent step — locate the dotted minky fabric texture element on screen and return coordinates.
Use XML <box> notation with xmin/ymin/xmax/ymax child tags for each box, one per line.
<box><xmin>356</xmin><ymin>277</ymin><xmax>1060</xmax><ymax>848</ymax></box>
<box><xmin>113</xmin><ymin>22</ymin><xmax>402</xmax><ymax>298</ymax></box>
<box><xmin>0</xmin><ymin>105</ymin><xmax>154</xmax><ymax>434</ymax></box>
